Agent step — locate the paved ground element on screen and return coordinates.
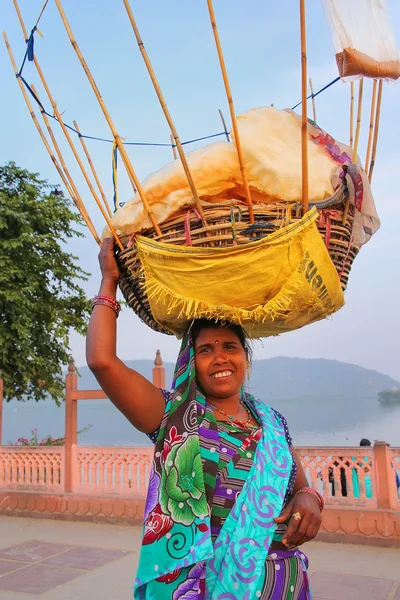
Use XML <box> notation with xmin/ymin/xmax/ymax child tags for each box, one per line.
<box><xmin>0</xmin><ymin>516</ymin><xmax>398</xmax><ymax>599</ymax></box>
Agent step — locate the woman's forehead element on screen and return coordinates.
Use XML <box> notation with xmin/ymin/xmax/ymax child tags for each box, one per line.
<box><xmin>194</xmin><ymin>327</ymin><xmax>240</xmax><ymax>345</ymax></box>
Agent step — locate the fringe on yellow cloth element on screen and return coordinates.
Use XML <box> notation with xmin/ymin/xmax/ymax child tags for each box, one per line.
<box><xmin>135</xmin><ymin>208</ymin><xmax>345</xmax><ymax>338</ymax></box>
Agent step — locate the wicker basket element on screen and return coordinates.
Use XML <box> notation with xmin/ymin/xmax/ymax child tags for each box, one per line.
<box><xmin>116</xmin><ymin>184</ymin><xmax>358</xmax><ymax>335</ymax></box>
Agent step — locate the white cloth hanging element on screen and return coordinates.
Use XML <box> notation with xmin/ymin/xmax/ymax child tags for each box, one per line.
<box><xmin>322</xmin><ymin>0</ymin><xmax>400</xmax><ymax>81</ymax></box>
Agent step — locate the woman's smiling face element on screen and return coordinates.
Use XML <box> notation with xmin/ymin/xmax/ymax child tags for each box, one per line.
<box><xmin>193</xmin><ymin>326</ymin><xmax>247</xmax><ymax>401</ymax></box>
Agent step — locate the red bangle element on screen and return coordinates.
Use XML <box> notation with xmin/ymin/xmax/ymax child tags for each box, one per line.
<box><xmin>95</xmin><ymin>295</ymin><xmax>120</xmax><ymax>307</ymax></box>
<box><xmin>294</xmin><ymin>487</ymin><xmax>324</xmax><ymax>511</ymax></box>
<box><xmin>92</xmin><ymin>295</ymin><xmax>121</xmax><ymax>317</ymax></box>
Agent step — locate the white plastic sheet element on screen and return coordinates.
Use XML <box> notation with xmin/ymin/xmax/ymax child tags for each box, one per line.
<box><xmin>322</xmin><ymin>0</ymin><xmax>400</xmax><ymax>81</ymax></box>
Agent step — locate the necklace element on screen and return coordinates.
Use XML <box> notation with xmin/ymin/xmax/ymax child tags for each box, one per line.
<box><xmin>209</xmin><ymin>400</ymin><xmax>258</xmax><ymax>430</ymax></box>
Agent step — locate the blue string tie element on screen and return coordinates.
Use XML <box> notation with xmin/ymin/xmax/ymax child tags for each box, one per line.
<box><xmin>27</xmin><ymin>27</ymin><xmax>36</xmax><ymax>61</ymax></box>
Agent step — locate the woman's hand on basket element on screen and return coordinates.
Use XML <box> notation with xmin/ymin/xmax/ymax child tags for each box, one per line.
<box><xmin>99</xmin><ymin>238</ymin><xmax>120</xmax><ymax>283</ymax></box>
<box><xmin>274</xmin><ymin>492</ymin><xmax>322</xmax><ymax>548</ymax></box>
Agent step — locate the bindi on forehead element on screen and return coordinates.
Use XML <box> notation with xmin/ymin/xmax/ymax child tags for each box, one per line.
<box><xmin>194</xmin><ymin>328</ymin><xmax>240</xmax><ymax>349</ymax></box>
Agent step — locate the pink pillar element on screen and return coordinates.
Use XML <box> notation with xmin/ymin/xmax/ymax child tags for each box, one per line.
<box><xmin>0</xmin><ymin>378</ymin><xmax>3</xmax><ymax>445</ymax></box>
<box><xmin>65</xmin><ymin>359</ymin><xmax>78</xmax><ymax>492</ymax></box>
<box><xmin>152</xmin><ymin>350</ymin><xmax>165</xmax><ymax>389</ymax></box>
<box><xmin>374</xmin><ymin>441</ymin><xmax>395</xmax><ymax>510</ymax></box>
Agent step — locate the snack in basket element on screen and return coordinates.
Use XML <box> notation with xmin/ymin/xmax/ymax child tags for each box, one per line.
<box><xmin>103</xmin><ymin>107</ymin><xmax>342</xmax><ymax>237</ymax></box>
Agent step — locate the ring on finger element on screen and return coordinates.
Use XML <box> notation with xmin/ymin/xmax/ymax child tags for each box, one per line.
<box><xmin>292</xmin><ymin>511</ymin><xmax>302</xmax><ymax>521</ymax></box>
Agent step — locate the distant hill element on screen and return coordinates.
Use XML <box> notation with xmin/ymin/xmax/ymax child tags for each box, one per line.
<box><xmin>250</xmin><ymin>357</ymin><xmax>399</xmax><ymax>400</ymax></box>
<box><xmin>76</xmin><ymin>357</ymin><xmax>399</xmax><ymax>401</ymax></box>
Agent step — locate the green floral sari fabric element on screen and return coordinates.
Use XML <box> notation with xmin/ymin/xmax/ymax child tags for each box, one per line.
<box><xmin>134</xmin><ymin>329</ymin><xmax>293</xmax><ymax>599</ymax></box>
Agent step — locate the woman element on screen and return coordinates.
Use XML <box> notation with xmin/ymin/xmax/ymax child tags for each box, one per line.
<box><xmin>87</xmin><ymin>239</ymin><xmax>323</xmax><ymax>599</ymax></box>
<box><xmin>352</xmin><ymin>438</ymin><xmax>373</xmax><ymax>499</ymax></box>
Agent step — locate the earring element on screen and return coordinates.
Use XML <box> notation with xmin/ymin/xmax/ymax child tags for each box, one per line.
<box><xmin>246</xmin><ymin>362</ymin><xmax>251</xmax><ymax>381</ymax></box>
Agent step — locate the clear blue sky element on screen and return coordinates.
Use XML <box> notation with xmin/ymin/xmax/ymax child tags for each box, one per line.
<box><xmin>2</xmin><ymin>1</ymin><xmax>400</xmax><ymax>381</ymax></box>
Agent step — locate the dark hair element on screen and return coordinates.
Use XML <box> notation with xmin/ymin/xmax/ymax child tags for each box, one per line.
<box><xmin>360</xmin><ymin>438</ymin><xmax>371</xmax><ymax>447</ymax></box>
<box><xmin>190</xmin><ymin>318</ymin><xmax>253</xmax><ymax>362</ymax></box>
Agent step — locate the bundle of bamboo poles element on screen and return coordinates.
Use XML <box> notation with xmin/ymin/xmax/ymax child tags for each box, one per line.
<box><xmin>3</xmin><ymin>0</ymin><xmax>384</xmax><ymax>253</ymax></box>
<box><xmin>348</xmin><ymin>78</ymin><xmax>383</xmax><ymax>180</ymax></box>
<box><xmin>2</xmin><ymin>0</ymin><xmax>254</xmax><ymax>251</ymax></box>
<box><xmin>3</xmin><ymin>0</ymin><xmax>317</xmax><ymax>254</ymax></box>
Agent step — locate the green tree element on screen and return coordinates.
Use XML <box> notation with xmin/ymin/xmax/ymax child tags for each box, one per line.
<box><xmin>378</xmin><ymin>389</ymin><xmax>400</xmax><ymax>405</ymax></box>
<box><xmin>0</xmin><ymin>162</ymin><xmax>91</xmax><ymax>403</ymax></box>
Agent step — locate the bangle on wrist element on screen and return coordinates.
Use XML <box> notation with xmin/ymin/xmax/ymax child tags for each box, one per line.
<box><xmin>91</xmin><ymin>295</ymin><xmax>121</xmax><ymax>317</ymax></box>
<box><xmin>293</xmin><ymin>487</ymin><xmax>324</xmax><ymax>511</ymax></box>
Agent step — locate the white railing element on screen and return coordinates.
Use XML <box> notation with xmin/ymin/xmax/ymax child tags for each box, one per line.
<box><xmin>0</xmin><ymin>446</ymin><xmax>64</xmax><ymax>492</ymax></box>
<box><xmin>299</xmin><ymin>447</ymin><xmax>377</xmax><ymax>508</ymax></box>
<box><xmin>72</xmin><ymin>446</ymin><xmax>153</xmax><ymax>497</ymax></box>
<box><xmin>1</xmin><ymin>444</ymin><xmax>399</xmax><ymax>511</ymax></box>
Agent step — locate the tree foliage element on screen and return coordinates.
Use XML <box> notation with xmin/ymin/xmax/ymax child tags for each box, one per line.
<box><xmin>378</xmin><ymin>389</ymin><xmax>400</xmax><ymax>405</ymax></box>
<box><xmin>0</xmin><ymin>162</ymin><xmax>91</xmax><ymax>403</ymax></box>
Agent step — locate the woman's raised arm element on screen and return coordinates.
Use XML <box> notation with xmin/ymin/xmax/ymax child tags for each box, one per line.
<box><xmin>86</xmin><ymin>238</ymin><xmax>166</xmax><ymax>434</ymax></box>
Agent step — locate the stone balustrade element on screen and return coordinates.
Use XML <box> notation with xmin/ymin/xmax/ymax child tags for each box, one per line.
<box><xmin>0</xmin><ymin>446</ymin><xmax>64</xmax><ymax>493</ymax></box>
<box><xmin>0</xmin><ymin>443</ymin><xmax>399</xmax><ymax>509</ymax></box>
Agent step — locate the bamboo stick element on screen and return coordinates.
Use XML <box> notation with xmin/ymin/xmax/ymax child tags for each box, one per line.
<box><xmin>170</xmin><ymin>134</ymin><xmax>178</xmax><ymax>160</ymax></box>
<box><xmin>368</xmin><ymin>80</ymin><xmax>383</xmax><ymax>183</ymax></box>
<box><xmin>309</xmin><ymin>77</ymin><xmax>317</xmax><ymax>123</ymax></box>
<box><xmin>31</xmin><ymin>83</ymin><xmax>99</xmax><ymax>231</ymax></box>
<box><xmin>13</xmin><ymin>0</ymin><xmax>123</xmax><ymax>247</ymax></box>
<box><xmin>2</xmin><ymin>31</ymin><xmax>100</xmax><ymax>245</ymax></box>
<box><xmin>35</xmin><ymin>0</ymin><xmax>49</xmax><ymax>27</ymax></box>
<box><xmin>111</xmin><ymin>140</ymin><xmax>119</xmax><ymax>212</ymax></box>
<box><xmin>364</xmin><ymin>80</ymin><xmax>377</xmax><ymax>172</ymax></box>
<box><xmin>26</xmin><ymin>68</ymin><xmax>122</xmax><ymax>248</ymax></box>
<box><xmin>52</xmin><ymin>0</ymin><xmax>161</xmax><ymax>236</ymax></box>
<box><xmin>122</xmin><ymin>0</ymin><xmax>207</xmax><ymax>226</ymax></box>
<box><xmin>48</xmin><ymin>94</ymin><xmax>123</xmax><ymax>248</ymax></box>
<box><xmin>126</xmin><ymin>170</ymin><xmax>137</xmax><ymax>193</ymax></box>
<box><xmin>352</xmin><ymin>78</ymin><xmax>364</xmax><ymax>163</ymax></box>
<box><xmin>300</xmin><ymin>0</ymin><xmax>309</xmax><ymax>212</ymax></box>
<box><xmin>350</xmin><ymin>81</ymin><xmax>355</xmax><ymax>148</ymax></box>
<box><xmin>30</xmin><ymin>87</ymin><xmax>121</xmax><ymax>248</ymax></box>
<box><xmin>218</xmin><ymin>108</ymin><xmax>231</xmax><ymax>142</ymax></box>
<box><xmin>206</xmin><ymin>0</ymin><xmax>254</xmax><ymax>223</ymax></box>
<box><xmin>343</xmin><ymin>79</ymin><xmax>364</xmax><ymax>225</ymax></box>
<box><xmin>74</xmin><ymin>120</ymin><xmax>112</xmax><ymax>217</ymax></box>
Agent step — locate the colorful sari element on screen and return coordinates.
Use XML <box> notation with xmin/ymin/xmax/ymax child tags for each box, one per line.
<box><xmin>134</xmin><ymin>330</ymin><xmax>311</xmax><ymax>599</ymax></box>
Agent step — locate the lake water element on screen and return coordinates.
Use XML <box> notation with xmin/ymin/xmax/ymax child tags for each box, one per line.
<box><xmin>3</xmin><ymin>395</ymin><xmax>400</xmax><ymax>448</ymax></box>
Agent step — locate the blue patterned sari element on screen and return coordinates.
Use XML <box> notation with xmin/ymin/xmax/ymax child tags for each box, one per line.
<box><xmin>134</xmin><ymin>330</ymin><xmax>311</xmax><ymax>599</ymax></box>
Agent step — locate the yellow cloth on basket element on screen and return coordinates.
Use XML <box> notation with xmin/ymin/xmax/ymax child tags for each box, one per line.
<box><xmin>135</xmin><ymin>208</ymin><xmax>345</xmax><ymax>338</ymax></box>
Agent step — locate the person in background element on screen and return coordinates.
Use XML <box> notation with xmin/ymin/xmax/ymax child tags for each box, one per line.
<box><xmin>86</xmin><ymin>238</ymin><xmax>324</xmax><ymax>599</ymax></box>
<box><xmin>328</xmin><ymin>459</ymin><xmax>348</xmax><ymax>497</ymax></box>
<box><xmin>352</xmin><ymin>438</ymin><xmax>373</xmax><ymax>499</ymax></box>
